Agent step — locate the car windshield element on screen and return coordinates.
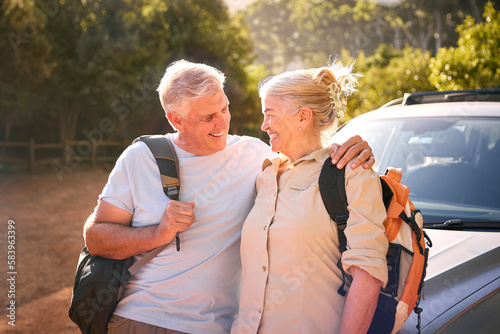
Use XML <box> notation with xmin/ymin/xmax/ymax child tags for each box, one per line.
<box><xmin>332</xmin><ymin>116</ymin><xmax>500</xmax><ymax>224</ymax></box>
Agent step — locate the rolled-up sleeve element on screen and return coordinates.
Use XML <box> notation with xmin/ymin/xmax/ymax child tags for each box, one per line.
<box><xmin>341</xmin><ymin>165</ymin><xmax>388</xmax><ymax>286</ymax></box>
<box><xmin>98</xmin><ymin>145</ymin><xmax>135</xmax><ymax>214</ymax></box>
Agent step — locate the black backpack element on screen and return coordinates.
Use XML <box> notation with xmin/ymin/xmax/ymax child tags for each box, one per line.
<box><xmin>69</xmin><ymin>135</ymin><xmax>180</xmax><ymax>334</ymax></box>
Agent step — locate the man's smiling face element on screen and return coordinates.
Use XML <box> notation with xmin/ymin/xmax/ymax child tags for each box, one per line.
<box><xmin>175</xmin><ymin>85</ymin><xmax>231</xmax><ymax>155</ymax></box>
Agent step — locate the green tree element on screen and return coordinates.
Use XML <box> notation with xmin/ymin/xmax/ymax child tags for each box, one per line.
<box><xmin>161</xmin><ymin>0</ymin><xmax>258</xmax><ymax>135</ymax></box>
<box><xmin>342</xmin><ymin>45</ymin><xmax>434</xmax><ymax>119</ymax></box>
<box><xmin>91</xmin><ymin>0</ymin><xmax>172</xmax><ymax>140</ymax></box>
<box><xmin>38</xmin><ymin>0</ymin><xmax>172</xmax><ymax>142</ymax></box>
<box><xmin>0</xmin><ymin>0</ymin><xmax>304</xmax><ymax>153</ymax></box>
<box><xmin>0</xmin><ymin>0</ymin><xmax>50</xmax><ymax>143</ymax></box>
<box><xmin>429</xmin><ymin>1</ymin><xmax>500</xmax><ymax>90</ymax></box>
<box><xmin>244</xmin><ymin>0</ymin><xmax>497</xmax><ymax>75</ymax></box>
<box><xmin>2</xmin><ymin>0</ymin><xmax>258</xmax><ymax>145</ymax></box>
<box><xmin>376</xmin><ymin>0</ymin><xmax>489</xmax><ymax>53</ymax></box>
<box><xmin>243</xmin><ymin>0</ymin><xmax>302</xmax><ymax>75</ymax></box>
<box><xmin>283</xmin><ymin>0</ymin><xmax>385</xmax><ymax>67</ymax></box>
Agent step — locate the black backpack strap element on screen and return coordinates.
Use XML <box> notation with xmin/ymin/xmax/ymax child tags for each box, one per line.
<box><xmin>133</xmin><ymin>135</ymin><xmax>181</xmax><ymax>251</ymax></box>
<box><xmin>318</xmin><ymin>157</ymin><xmax>351</xmax><ymax>295</ymax></box>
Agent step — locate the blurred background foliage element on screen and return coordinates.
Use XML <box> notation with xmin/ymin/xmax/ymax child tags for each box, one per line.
<box><xmin>1</xmin><ymin>0</ymin><xmax>499</xmax><ymax>146</ymax></box>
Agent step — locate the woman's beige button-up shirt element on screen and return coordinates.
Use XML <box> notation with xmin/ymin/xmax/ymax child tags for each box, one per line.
<box><xmin>231</xmin><ymin>148</ymin><xmax>388</xmax><ymax>334</ymax></box>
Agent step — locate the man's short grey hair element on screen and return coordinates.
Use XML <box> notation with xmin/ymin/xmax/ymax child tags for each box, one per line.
<box><xmin>157</xmin><ymin>60</ymin><xmax>226</xmax><ymax>119</ymax></box>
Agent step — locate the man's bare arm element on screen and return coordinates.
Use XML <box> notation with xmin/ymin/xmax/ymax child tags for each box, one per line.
<box><xmin>329</xmin><ymin>135</ymin><xmax>375</xmax><ymax>170</ymax></box>
<box><xmin>84</xmin><ymin>199</ymin><xmax>195</xmax><ymax>259</ymax></box>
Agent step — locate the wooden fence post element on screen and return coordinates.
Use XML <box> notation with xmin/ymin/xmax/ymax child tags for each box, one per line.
<box><xmin>29</xmin><ymin>138</ymin><xmax>35</xmax><ymax>172</ymax></box>
<box><xmin>63</xmin><ymin>139</ymin><xmax>68</xmax><ymax>163</ymax></box>
<box><xmin>92</xmin><ymin>141</ymin><xmax>97</xmax><ymax>167</ymax></box>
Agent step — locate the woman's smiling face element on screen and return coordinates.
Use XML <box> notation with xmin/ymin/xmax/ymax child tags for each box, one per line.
<box><xmin>261</xmin><ymin>95</ymin><xmax>301</xmax><ymax>156</ymax></box>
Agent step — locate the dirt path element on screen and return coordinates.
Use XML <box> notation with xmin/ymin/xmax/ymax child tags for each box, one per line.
<box><xmin>0</xmin><ymin>167</ymin><xmax>110</xmax><ymax>333</ymax></box>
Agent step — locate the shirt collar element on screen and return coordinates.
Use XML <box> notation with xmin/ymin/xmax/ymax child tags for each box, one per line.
<box><xmin>262</xmin><ymin>153</ymin><xmax>289</xmax><ymax>171</ymax></box>
<box><xmin>261</xmin><ymin>148</ymin><xmax>329</xmax><ymax>171</ymax></box>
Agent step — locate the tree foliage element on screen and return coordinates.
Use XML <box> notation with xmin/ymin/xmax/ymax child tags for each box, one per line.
<box><xmin>429</xmin><ymin>1</ymin><xmax>500</xmax><ymax>90</ymax></box>
<box><xmin>1</xmin><ymin>0</ymin><xmax>499</xmax><ymax>149</ymax></box>
<box><xmin>0</xmin><ymin>0</ymin><xmax>257</xmax><ymax>144</ymax></box>
<box><xmin>245</xmin><ymin>0</ymin><xmax>496</xmax><ymax>72</ymax></box>
<box><xmin>243</xmin><ymin>0</ymin><xmax>302</xmax><ymax>74</ymax></box>
<box><xmin>242</xmin><ymin>0</ymin><xmax>499</xmax><ymax>120</ymax></box>
<box><xmin>344</xmin><ymin>45</ymin><xmax>434</xmax><ymax>119</ymax></box>
<box><xmin>0</xmin><ymin>0</ymin><xmax>50</xmax><ymax>142</ymax></box>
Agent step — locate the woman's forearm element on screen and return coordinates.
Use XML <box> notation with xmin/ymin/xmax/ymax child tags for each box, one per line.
<box><xmin>338</xmin><ymin>266</ymin><xmax>383</xmax><ymax>334</ymax></box>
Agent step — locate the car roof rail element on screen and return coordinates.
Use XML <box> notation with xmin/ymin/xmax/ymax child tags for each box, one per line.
<box><xmin>380</xmin><ymin>97</ymin><xmax>404</xmax><ymax>108</ymax></box>
<box><xmin>404</xmin><ymin>89</ymin><xmax>500</xmax><ymax>105</ymax></box>
<box><xmin>381</xmin><ymin>89</ymin><xmax>500</xmax><ymax>108</ymax></box>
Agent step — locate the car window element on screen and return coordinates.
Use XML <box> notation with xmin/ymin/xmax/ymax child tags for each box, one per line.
<box><xmin>332</xmin><ymin>116</ymin><xmax>500</xmax><ymax>223</ymax></box>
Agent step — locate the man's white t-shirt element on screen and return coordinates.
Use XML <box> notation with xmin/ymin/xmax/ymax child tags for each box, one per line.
<box><xmin>99</xmin><ymin>133</ymin><xmax>271</xmax><ymax>333</ymax></box>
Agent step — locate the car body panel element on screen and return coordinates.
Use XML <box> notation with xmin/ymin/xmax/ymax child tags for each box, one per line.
<box><xmin>424</xmin><ymin>229</ymin><xmax>500</xmax><ymax>280</ymax></box>
<box><xmin>399</xmin><ymin>229</ymin><xmax>500</xmax><ymax>333</ymax></box>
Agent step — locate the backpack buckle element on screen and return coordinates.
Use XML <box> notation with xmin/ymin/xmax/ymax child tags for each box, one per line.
<box><xmin>335</xmin><ymin>215</ymin><xmax>348</xmax><ymax>227</ymax></box>
<box><xmin>167</xmin><ymin>187</ymin><xmax>179</xmax><ymax>200</ymax></box>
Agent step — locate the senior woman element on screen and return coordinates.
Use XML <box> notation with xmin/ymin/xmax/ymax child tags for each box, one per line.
<box><xmin>231</xmin><ymin>62</ymin><xmax>388</xmax><ymax>334</ymax></box>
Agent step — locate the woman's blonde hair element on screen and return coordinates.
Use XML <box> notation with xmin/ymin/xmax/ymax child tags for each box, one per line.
<box><xmin>259</xmin><ymin>59</ymin><xmax>360</xmax><ymax>143</ymax></box>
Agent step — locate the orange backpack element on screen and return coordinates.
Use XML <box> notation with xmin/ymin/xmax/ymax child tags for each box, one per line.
<box><xmin>319</xmin><ymin>161</ymin><xmax>432</xmax><ymax>334</ymax></box>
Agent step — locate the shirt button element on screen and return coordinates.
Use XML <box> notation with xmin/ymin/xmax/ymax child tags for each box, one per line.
<box><xmin>258</xmin><ymin>308</ymin><xmax>262</xmax><ymax>314</ymax></box>
<box><xmin>263</xmin><ymin>226</ymin><xmax>267</xmax><ymax>231</ymax></box>
<box><xmin>262</xmin><ymin>266</ymin><xmax>267</xmax><ymax>272</ymax></box>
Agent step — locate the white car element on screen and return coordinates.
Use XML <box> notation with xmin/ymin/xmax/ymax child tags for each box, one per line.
<box><xmin>332</xmin><ymin>89</ymin><xmax>500</xmax><ymax>334</ymax></box>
